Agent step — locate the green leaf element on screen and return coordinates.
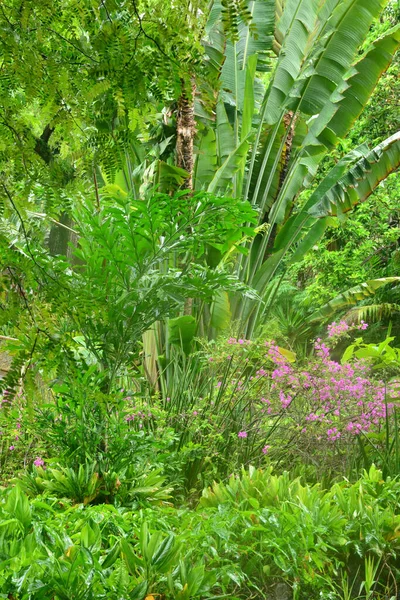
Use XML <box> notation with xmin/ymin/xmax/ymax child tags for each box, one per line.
<box><xmin>194</xmin><ymin>126</ymin><xmax>218</xmax><ymax>190</ymax></box>
<box><xmin>102</xmin><ymin>541</ymin><xmax>121</xmax><ymax>569</ymax></box>
<box><xmin>152</xmin><ymin>534</ymin><xmax>176</xmax><ymax>568</ymax></box>
<box><xmin>168</xmin><ymin>316</ymin><xmax>197</xmax><ymax>352</ymax></box>
<box><xmin>309</xmin><ymin>278</ymin><xmax>400</xmax><ymax>322</ymax></box>
<box><xmin>207</xmin><ymin>135</ymin><xmax>250</xmax><ymax>194</ymax></box>
<box><xmin>210</xmin><ymin>290</ymin><xmax>231</xmax><ymax>331</ymax></box>
<box><xmin>310</xmin><ymin>25</ymin><xmax>400</xmax><ymax>148</ymax></box>
<box><xmin>309</xmin><ymin>133</ymin><xmax>400</xmax><ymax>218</ymax></box>
<box><xmin>129</xmin><ymin>580</ymin><xmax>148</xmax><ymax>600</ymax></box>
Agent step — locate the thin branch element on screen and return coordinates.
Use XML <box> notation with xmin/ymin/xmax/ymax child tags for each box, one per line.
<box><xmin>101</xmin><ymin>0</ymin><xmax>113</xmax><ymax>22</ymax></box>
<box><xmin>130</xmin><ymin>0</ymin><xmax>179</xmax><ymax>67</ymax></box>
<box><xmin>93</xmin><ymin>168</ymin><xmax>101</xmax><ymax>212</ymax></box>
<box><xmin>45</xmin><ymin>27</ymin><xmax>100</xmax><ymax>64</ymax></box>
<box><xmin>28</xmin><ymin>211</ymin><xmax>79</xmax><ymax>234</ymax></box>
<box><xmin>2</xmin><ymin>184</ymin><xmax>63</xmax><ymax>286</ymax></box>
<box><xmin>55</xmin><ymin>88</ymin><xmax>90</xmax><ymax>141</ymax></box>
<box><xmin>0</xmin><ymin>117</ymin><xmax>29</xmax><ymax>174</ymax></box>
<box><xmin>0</xmin><ymin>4</ymin><xmax>14</xmax><ymax>29</ymax></box>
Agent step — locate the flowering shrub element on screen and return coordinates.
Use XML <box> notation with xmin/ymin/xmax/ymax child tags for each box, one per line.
<box><xmin>327</xmin><ymin>319</ymin><xmax>368</xmax><ymax>338</ymax></box>
<box><xmin>183</xmin><ymin>323</ymin><xmax>399</xmax><ymax>477</ymax></box>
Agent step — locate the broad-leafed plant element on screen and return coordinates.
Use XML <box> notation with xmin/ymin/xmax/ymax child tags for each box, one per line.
<box><xmin>191</xmin><ymin>0</ymin><xmax>400</xmax><ymax>336</ymax></box>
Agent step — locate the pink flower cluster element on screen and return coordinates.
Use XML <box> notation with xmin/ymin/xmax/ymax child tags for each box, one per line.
<box><xmin>125</xmin><ymin>406</ymin><xmax>154</xmax><ymax>431</ymax></box>
<box><xmin>327</xmin><ymin>320</ymin><xmax>368</xmax><ymax>338</ymax></box>
<box><xmin>228</xmin><ymin>337</ymin><xmax>251</xmax><ymax>346</ymax></box>
<box><xmin>265</xmin><ymin>334</ymin><xmax>392</xmax><ymax>442</ymax></box>
<box><xmin>212</xmin><ymin>322</ymin><xmax>399</xmax><ymax>456</ymax></box>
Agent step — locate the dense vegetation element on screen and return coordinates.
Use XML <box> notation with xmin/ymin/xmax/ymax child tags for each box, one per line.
<box><xmin>0</xmin><ymin>0</ymin><xmax>399</xmax><ymax>598</ymax></box>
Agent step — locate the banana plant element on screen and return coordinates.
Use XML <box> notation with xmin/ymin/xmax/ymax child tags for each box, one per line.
<box><xmin>192</xmin><ymin>0</ymin><xmax>400</xmax><ymax>337</ymax></box>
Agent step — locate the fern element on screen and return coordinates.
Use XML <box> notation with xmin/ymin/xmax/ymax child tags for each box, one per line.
<box><xmin>107</xmin><ymin>559</ymin><xmax>130</xmax><ymax>595</ymax></box>
<box><xmin>344</xmin><ymin>303</ymin><xmax>400</xmax><ymax>324</ymax></box>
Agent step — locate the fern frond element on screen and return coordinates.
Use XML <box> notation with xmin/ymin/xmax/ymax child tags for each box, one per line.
<box><xmin>344</xmin><ymin>303</ymin><xmax>400</xmax><ymax>324</ymax></box>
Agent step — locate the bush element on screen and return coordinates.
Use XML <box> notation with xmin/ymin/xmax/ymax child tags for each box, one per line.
<box><xmin>1</xmin><ymin>466</ymin><xmax>400</xmax><ymax>599</ymax></box>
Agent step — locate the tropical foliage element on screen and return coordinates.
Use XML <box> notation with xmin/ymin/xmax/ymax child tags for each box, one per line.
<box><xmin>0</xmin><ymin>0</ymin><xmax>399</xmax><ymax>599</ymax></box>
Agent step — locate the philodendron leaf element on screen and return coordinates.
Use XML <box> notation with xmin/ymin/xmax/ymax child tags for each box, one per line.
<box><xmin>168</xmin><ymin>316</ymin><xmax>197</xmax><ymax>353</ymax></box>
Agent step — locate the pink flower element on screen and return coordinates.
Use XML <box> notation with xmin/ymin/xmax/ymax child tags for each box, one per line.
<box><xmin>34</xmin><ymin>457</ymin><xmax>45</xmax><ymax>467</ymax></box>
<box><xmin>238</xmin><ymin>431</ymin><xmax>248</xmax><ymax>438</ymax></box>
<box><xmin>16</xmin><ymin>422</ymin><xmax>21</xmax><ymax>429</ymax></box>
<box><xmin>9</xmin><ymin>445</ymin><xmax>15</xmax><ymax>451</ymax></box>
<box><xmin>327</xmin><ymin>321</ymin><xmax>349</xmax><ymax>338</ymax></box>
<box><xmin>262</xmin><ymin>445</ymin><xmax>271</xmax><ymax>454</ymax></box>
<box><xmin>193</xmin><ymin>411</ymin><xmax>198</xmax><ymax>416</ymax></box>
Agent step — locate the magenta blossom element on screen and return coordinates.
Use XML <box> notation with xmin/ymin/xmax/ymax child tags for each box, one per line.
<box><xmin>34</xmin><ymin>457</ymin><xmax>45</xmax><ymax>467</ymax></box>
<box><xmin>238</xmin><ymin>431</ymin><xmax>248</xmax><ymax>438</ymax></box>
<box><xmin>328</xmin><ymin>320</ymin><xmax>369</xmax><ymax>338</ymax></box>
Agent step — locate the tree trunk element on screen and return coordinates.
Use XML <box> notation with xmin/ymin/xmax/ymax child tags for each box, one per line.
<box><xmin>176</xmin><ymin>78</ymin><xmax>196</xmax><ymax>316</ymax></box>
<box><xmin>176</xmin><ymin>79</ymin><xmax>196</xmax><ymax>190</ymax></box>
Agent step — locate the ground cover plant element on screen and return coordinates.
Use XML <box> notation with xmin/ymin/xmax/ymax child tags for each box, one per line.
<box><xmin>1</xmin><ymin>466</ymin><xmax>400</xmax><ymax>599</ymax></box>
<box><xmin>0</xmin><ymin>0</ymin><xmax>399</xmax><ymax>598</ymax></box>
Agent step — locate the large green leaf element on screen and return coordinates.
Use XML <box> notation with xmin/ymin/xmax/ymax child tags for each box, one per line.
<box><xmin>308</xmin><ymin>24</ymin><xmax>400</xmax><ymax>149</ymax></box>
<box><xmin>251</xmin><ymin>1</ymin><xmax>396</xmax><ymax>226</ymax></box>
<box><xmin>194</xmin><ymin>125</ymin><xmax>218</xmax><ymax>190</ymax></box>
<box><xmin>263</xmin><ymin>0</ymin><xmax>322</xmax><ymax>126</ymax></box>
<box><xmin>168</xmin><ymin>316</ymin><xmax>197</xmax><ymax>353</ymax></box>
<box><xmin>309</xmin><ymin>132</ymin><xmax>400</xmax><ymax>218</ymax></box>
<box><xmin>297</xmin><ymin>0</ymin><xmax>387</xmax><ymax>118</ymax></box>
<box><xmin>271</xmin><ymin>132</ymin><xmax>400</xmax><ymax>272</ymax></box>
<box><xmin>216</xmin><ymin>99</ymin><xmax>236</xmax><ymax>164</ymax></box>
<box><xmin>238</xmin><ymin>132</ymin><xmax>400</xmax><ymax>332</ymax></box>
<box><xmin>241</xmin><ymin>54</ymin><xmax>257</xmax><ymax>142</ymax></box>
<box><xmin>273</xmin><ymin>143</ymin><xmax>371</xmax><ymax>252</ymax></box>
<box><xmin>247</xmin><ymin>121</ymin><xmax>286</xmax><ymax>212</ymax></box>
<box><xmin>237</xmin><ymin>248</ymin><xmax>284</xmax><ymax>324</ymax></box>
<box><xmin>237</xmin><ymin>0</ymin><xmax>275</xmax><ymax>71</ymax></box>
<box><xmin>210</xmin><ymin>290</ymin><xmax>231</xmax><ymax>331</ymax></box>
<box><xmin>308</xmin><ymin>278</ymin><xmax>400</xmax><ymax>323</ymax></box>
<box><xmin>197</xmin><ymin>0</ymin><xmax>399</xmax><ymax>339</ymax></box>
<box><xmin>207</xmin><ymin>135</ymin><xmax>250</xmax><ymax>194</ymax></box>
